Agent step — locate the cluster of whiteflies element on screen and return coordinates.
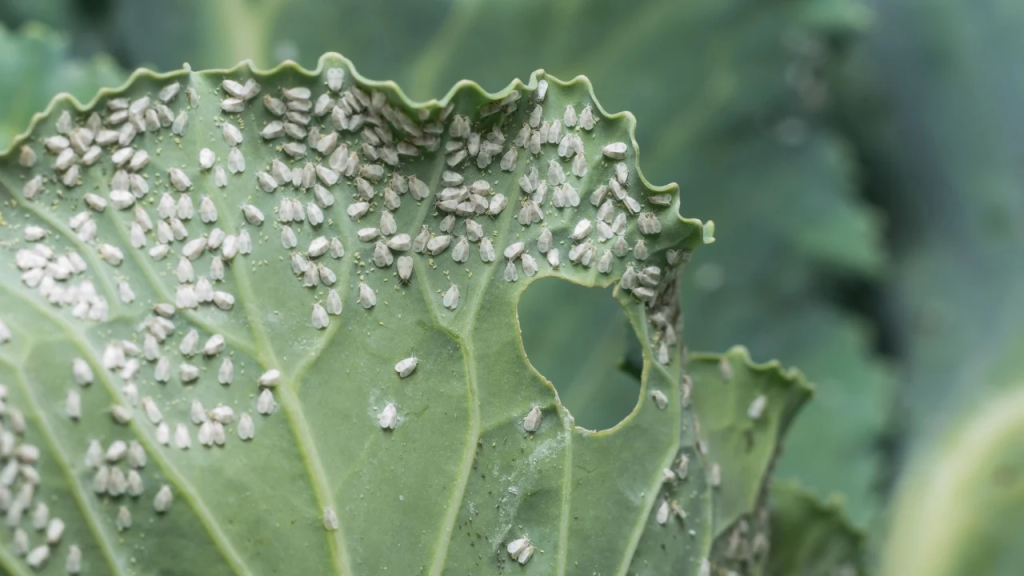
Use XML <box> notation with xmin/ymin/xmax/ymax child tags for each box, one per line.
<box><xmin>2</xmin><ymin>56</ymin><xmax>695</xmax><ymax>571</ymax></box>
<box><xmin>0</xmin><ymin>385</ymin><xmax>77</xmax><ymax>572</ymax></box>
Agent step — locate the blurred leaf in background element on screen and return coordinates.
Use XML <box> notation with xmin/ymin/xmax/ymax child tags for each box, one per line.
<box><xmin>0</xmin><ymin>21</ymin><xmax>123</xmax><ymax>148</ymax></box>
<box><xmin>768</xmin><ymin>481</ymin><xmax>866</xmax><ymax>575</ymax></box>
<box><xmin>518</xmin><ymin>280</ymin><xmax>642</xmax><ymax>432</ymax></box>
<box><xmin>837</xmin><ymin>0</ymin><xmax>1024</xmax><ymax>464</ymax></box>
<box><xmin>0</xmin><ymin>0</ymin><xmax>893</xmax><ymax>529</ymax></box>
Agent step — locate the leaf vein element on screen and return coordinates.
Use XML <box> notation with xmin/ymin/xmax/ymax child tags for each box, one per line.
<box><xmin>0</xmin><ymin>358</ymin><xmax>126</xmax><ymax>576</ymax></box>
<box><xmin>0</xmin><ymin>279</ymin><xmax>256</xmax><ymax>576</ymax></box>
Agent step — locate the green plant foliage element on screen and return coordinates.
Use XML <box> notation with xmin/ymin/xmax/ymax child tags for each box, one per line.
<box><xmin>629</xmin><ymin>347</ymin><xmax>812</xmax><ymax>575</ymax></box>
<box><xmin>0</xmin><ymin>0</ymin><xmax>895</xmax><ymax>526</ymax></box>
<box><xmin>767</xmin><ymin>481</ymin><xmax>864</xmax><ymax>576</ymax></box>
<box><xmin>0</xmin><ymin>22</ymin><xmax>124</xmax><ymax>150</ymax></box>
<box><xmin>689</xmin><ymin>348</ymin><xmax>812</xmax><ymax>534</ymax></box>
<box><xmin>517</xmin><ymin>280</ymin><xmax>642</xmax><ymax>432</ymax></box>
<box><xmin>0</xmin><ymin>51</ymin><xmax>760</xmax><ymax>574</ymax></box>
<box><xmin>881</xmin><ymin>387</ymin><xmax>1024</xmax><ymax>576</ymax></box>
<box><xmin>836</xmin><ymin>0</ymin><xmax>1024</xmax><ymax>465</ymax></box>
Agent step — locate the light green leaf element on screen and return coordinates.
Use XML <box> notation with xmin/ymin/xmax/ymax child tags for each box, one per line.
<box><xmin>0</xmin><ymin>53</ymin><xmax>723</xmax><ymax>573</ymax></box>
<box><xmin>881</xmin><ymin>386</ymin><xmax>1024</xmax><ymax>576</ymax></box>
<box><xmin>0</xmin><ymin>22</ymin><xmax>124</xmax><ymax>150</ymax></box>
<box><xmin>1</xmin><ymin>0</ymin><xmax>894</xmax><ymax>526</ymax></box>
<box><xmin>627</xmin><ymin>346</ymin><xmax>811</xmax><ymax>575</ymax></box>
<box><xmin>688</xmin><ymin>348</ymin><xmax>812</xmax><ymax>536</ymax></box>
<box><xmin>767</xmin><ymin>481</ymin><xmax>865</xmax><ymax>576</ymax></box>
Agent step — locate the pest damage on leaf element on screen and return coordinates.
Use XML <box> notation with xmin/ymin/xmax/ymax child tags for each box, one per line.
<box><xmin>0</xmin><ymin>50</ymin><xmax>712</xmax><ymax>575</ymax></box>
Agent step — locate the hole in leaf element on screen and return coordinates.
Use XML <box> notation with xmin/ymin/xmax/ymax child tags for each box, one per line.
<box><xmin>518</xmin><ymin>278</ymin><xmax>643</xmax><ymax>431</ymax></box>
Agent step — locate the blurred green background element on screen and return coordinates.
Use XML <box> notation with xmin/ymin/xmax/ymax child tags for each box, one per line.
<box><xmin>3</xmin><ymin>0</ymin><xmax>1021</xmax><ymax>567</ymax></box>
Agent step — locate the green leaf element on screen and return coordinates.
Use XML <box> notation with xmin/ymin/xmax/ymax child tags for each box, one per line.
<box><xmin>627</xmin><ymin>346</ymin><xmax>812</xmax><ymax>575</ymax></box>
<box><xmin>0</xmin><ymin>22</ymin><xmax>125</xmax><ymax>150</ymax></box>
<box><xmin>0</xmin><ymin>53</ymin><xmax>724</xmax><ymax>573</ymax></box>
<box><xmin>766</xmin><ymin>481</ymin><xmax>865</xmax><ymax>576</ymax></box>
<box><xmin>689</xmin><ymin>348</ymin><xmax>812</xmax><ymax>536</ymax></box>
<box><xmin>669</xmin><ymin>3</ymin><xmax>894</xmax><ymax>526</ymax></box>
<box><xmin>880</xmin><ymin>387</ymin><xmax>1024</xmax><ymax>576</ymax></box>
<box><xmin>836</xmin><ymin>0</ymin><xmax>1024</xmax><ymax>471</ymax></box>
<box><xmin>2</xmin><ymin>0</ymin><xmax>893</xmax><ymax>526</ymax></box>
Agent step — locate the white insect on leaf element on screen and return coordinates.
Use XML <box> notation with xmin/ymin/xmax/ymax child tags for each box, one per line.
<box><xmin>309</xmin><ymin>236</ymin><xmax>331</xmax><ymax>258</ymax></box>
<box><xmin>579</xmin><ymin>105</ymin><xmax>596</xmax><ymax>130</ymax></box>
<box><xmin>397</xmin><ymin>256</ymin><xmax>414</xmax><ymax>283</ymax></box>
<box><xmin>327</xmin><ymin>67</ymin><xmax>346</xmax><ymax>92</ymax></box>
<box><xmin>142</xmin><ymin>397</ymin><xmax>163</xmax><ymax>424</ymax></box>
<box><xmin>747</xmin><ymin>394</ymin><xmax>768</xmax><ymax>420</ymax></box>
<box><xmin>209</xmin><ymin>406</ymin><xmax>234</xmax><ymax>425</ymax></box>
<box><xmin>127</xmin><ymin>441</ymin><xmax>147</xmax><ymax>468</ymax></box>
<box><xmin>26</xmin><ymin>545</ymin><xmax>50</xmax><ymax>569</ymax></box>
<box><xmin>651</xmin><ymin>390</ymin><xmax>668</xmax><ymax>410</ymax></box>
<box><xmin>258</xmin><ymin>389</ymin><xmax>276</xmax><ymax>415</ymax></box>
<box><xmin>324</xmin><ymin>506</ymin><xmax>340</xmax><ymax>531</ymax></box>
<box><xmin>507</xmin><ymin>537</ymin><xmax>535</xmax><ymax>565</ymax></box>
<box><xmin>442</xmin><ymin>284</ymin><xmax>460</xmax><ymax>310</ymax></box>
<box><xmin>710</xmin><ymin>463</ymin><xmax>721</xmax><ymax>488</ymax></box>
<box><xmin>66</xmin><ymin>390</ymin><xmax>81</xmax><ymax>420</ymax></box>
<box><xmin>117</xmin><ymin>506</ymin><xmax>132</xmax><ymax>531</ymax></box>
<box><xmin>427</xmin><ymin>235</ymin><xmax>452</xmax><ymax>256</ymax></box>
<box><xmin>373</xmin><ymin>242</ymin><xmax>394</xmax><ymax>268</ymax></box>
<box><xmin>571</xmin><ymin>219</ymin><xmax>592</xmax><ymax>241</ymax></box>
<box><xmin>111</xmin><ymin>404</ymin><xmax>133</xmax><ymax>424</ymax></box>
<box><xmin>154</xmin><ymin>485</ymin><xmax>173</xmax><ymax>513</ymax></box>
<box><xmin>452</xmin><ymin>237</ymin><xmax>470</xmax><ymax>263</ymax></box>
<box><xmin>602</xmin><ymin>141</ymin><xmax>628</xmax><ymax>159</ymax></box>
<box><xmin>105</xmin><ymin>440</ymin><xmax>128</xmax><ymax>463</ymax></box>
<box><xmin>656</xmin><ymin>499</ymin><xmax>671</xmax><ymax>525</ymax></box>
<box><xmin>395</xmin><ymin>356</ymin><xmax>419</xmax><ymax>378</ymax></box>
<box><xmin>563</xmin><ymin>104</ymin><xmax>578</xmax><ymax>127</ymax></box>
<box><xmin>190</xmin><ymin>399</ymin><xmax>208</xmax><ymax>425</ymax></box>
<box><xmin>358</xmin><ymin>282</ymin><xmax>377</xmax><ymax>309</ymax></box>
<box><xmin>199</xmin><ymin>147</ymin><xmax>216</xmax><ymax>170</ymax></box>
<box><xmin>173</xmin><ymin>423</ymin><xmax>191</xmax><ymax>450</ymax></box>
<box><xmin>46</xmin><ymin>518</ymin><xmax>66</xmax><ymax>545</ymax></box>
<box><xmin>312</xmin><ymin>303</ymin><xmax>330</xmax><ymax>330</ymax></box>
<box><xmin>504</xmin><ymin>241</ymin><xmax>525</xmax><ymax>261</ymax></box>
<box><xmin>258</xmin><ymin>369</ymin><xmax>281</xmax><ymax>388</ymax></box>
<box><xmin>168</xmin><ymin>167</ymin><xmax>192</xmax><ymax>191</ymax></box>
<box><xmin>242</xmin><ymin>204</ymin><xmax>265</xmax><ymax>225</ymax></box>
<box><xmin>388</xmin><ymin>234</ymin><xmax>412</xmax><ymax>252</ymax></box>
<box><xmin>222</xmin><ymin>122</ymin><xmax>243</xmax><ymax>146</ymax></box>
<box><xmin>378</xmin><ymin>403</ymin><xmax>398</xmax><ymax>430</ymax></box>
<box><xmin>325</xmin><ymin>289</ymin><xmax>343</xmax><ymax>315</ymax></box>
<box><xmin>521</xmin><ymin>254</ymin><xmax>539</xmax><ymax>277</ymax></box>
<box><xmin>504</xmin><ymin>261</ymin><xmax>518</xmax><ymax>283</ymax></box>
<box><xmin>238</xmin><ymin>413</ymin><xmax>255</xmax><ymax>440</ymax></box>
<box><xmin>66</xmin><ymin>545</ymin><xmax>82</xmax><ymax>574</ymax></box>
<box><xmin>523</xmin><ymin>406</ymin><xmax>542</xmax><ymax>432</ymax></box>
<box><xmin>638</xmin><ymin>213</ymin><xmax>662</xmax><ymax>235</ymax></box>
<box><xmin>72</xmin><ymin>358</ymin><xmax>93</xmax><ymax>386</ymax></box>
<box><xmin>32</xmin><ymin>503</ymin><xmax>49</xmax><ymax>531</ymax></box>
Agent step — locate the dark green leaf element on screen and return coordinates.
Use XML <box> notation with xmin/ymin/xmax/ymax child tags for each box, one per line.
<box><xmin>767</xmin><ymin>480</ymin><xmax>865</xmax><ymax>576</ymax></box>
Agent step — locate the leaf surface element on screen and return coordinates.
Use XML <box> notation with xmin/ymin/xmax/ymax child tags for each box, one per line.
<box><xmin>630</xmin><ymin>347</ymin><xmax>812</xmax><ymax>575</ymax></box>
<box><xmin>767</xmin><ymin>481</ymin><xmax>865</xmax><ymax>576</ymax></box>
<box><xmin>0</xmin><ymin>53</ymin><xmax>716</xmax><ymax>574</ymax></box>
<box><xmin>0</xmin><ymin>0</ymin><xmax>895</xmax><ymax>525</ymax></box>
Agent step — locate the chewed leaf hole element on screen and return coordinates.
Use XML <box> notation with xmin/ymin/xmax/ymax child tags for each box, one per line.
<box><xmin>518</xmin><ymin>278</ymin><xmax>642</xmax><ymax>431</ymax></box>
